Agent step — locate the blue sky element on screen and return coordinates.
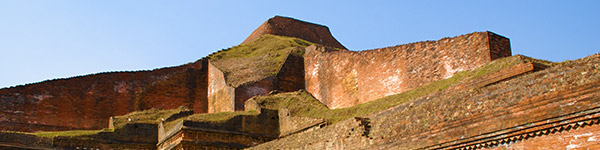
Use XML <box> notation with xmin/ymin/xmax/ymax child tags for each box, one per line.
<box><xmin>1</xmin><ymin>1</ymin><xmax>598</xmax><ymax>88</ymax></box>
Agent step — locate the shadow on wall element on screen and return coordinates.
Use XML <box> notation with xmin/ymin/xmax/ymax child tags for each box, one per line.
<box><xmin>182</xmin><ymin>109</ymin><xmax>281</xmax><ymax>138</ymax></box>
<box><xmin>208</xmin><ymin>53</ymin><xmax>306</xmax><ymax>113</ymax></box>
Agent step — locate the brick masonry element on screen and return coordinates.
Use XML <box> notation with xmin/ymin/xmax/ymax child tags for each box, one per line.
<box><xmin>2</xmin><ymin>16</ymin><xmax>598</xmax><ymax>149</ymax></box>
<box><xmin>0</xmin><ymin>60</ymin><xmax>209</xmax><ymax>132</ymax></box>
<box><xmin>304</xmin><ymin>31</ymin><xmax>512</xmax><ymax>109</ymax></box>
<box><xmin>250</xmin><ymin>54</ymin><xmax>600</xmax><ymax>149</ymax></box>
<box><xmin>242</xmin><ymin>16</ymin><xmax>346</xmax><ymax>49</ymax></box>
<box><xmin>207</xmin><ymin>62</ymin><xmax>235</xmax><ymax>113</ymax></box>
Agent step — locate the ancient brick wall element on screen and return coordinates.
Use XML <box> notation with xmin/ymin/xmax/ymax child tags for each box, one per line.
<box><xmin>234</xmin><ymin>77</ymin><xmax>276</xmax><ymax>111</ymax></box>
<box><xmin>488</xmin><ymin>32</ymin><xmax>512</xmax><ymax>60</ymax></box>
<box><xmin>251</xmin><ymin>54</ymin><xmax>600</xmax><ymax>149</ymax></box>
<box><xmin>0</xmin><ymin>60</ymin><xmax>208</xmax><ymax>132</ymax></box>
<box><xmin>277</xmin><ymin>108</ymin><xmax>326</xmax><ymax>137</ymax></box>
<box><xmin>242</xmin><ymin>16</ymin><xmax>346</xmax><ymax>49</ymax></box>
<box><xmin>94</xmin><ymin>123</ymin><xmax>158</xmax><ymax>143</ymax></box>
<box><xmin>207</xmin><ymin>62</ymin><xmax>235</xmax><ymax>113</ymax></box>
<box><xmin>275</xmin><ymin>54</ymin><xmax>305</xmax><ymax>93</ymax></box>
<box><xmin>49</xmin><ymin>123</ymin><xmax>158</xmax><ymax>149</ymax></box>
<box><xmin>0</xmin><ymin>132</ymin><xmax>52</xmax><ymax>148</ymax></box>
<box><xmin>181</xmin><ymin>109</ymin><xmax>280</xmax><ymax>138</ymax></box>
<box><xmin>483</xmin><ymin>123</ymin><xmax>600</xmax><ymax>150</ymax></box>
<box><xmin>180</xmin><ymin>128</ymin><xmax>271</xmax><ymax>148</ymax></box>
<box><xmin>304</xmin><ymin>31</ymin><xmax>512</xmax><ymax>109</ymax></box>
<box><xmin>52</xmin><ymin>137</ymin><xmax>156</xmax><ymax>150</ymax></box>
<box><xmin>208</xmin><ymin>53</ymin><xmax>306</xmax><ymax>112</ymax></box>
<box><xmin>158</xmin><ymin>109</ymin><xmax>282</xmax><ymax>149</ymax></box>
<box><xmin>249</xmin><ymin>117</ymin><xmax>372</xmax><ymax>150</ymax></box>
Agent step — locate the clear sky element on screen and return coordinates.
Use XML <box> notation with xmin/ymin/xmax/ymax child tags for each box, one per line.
<box><xmin>1</xmin><ymin>1</ymin><xmax>599</xmax><ymax>88</ymax></box>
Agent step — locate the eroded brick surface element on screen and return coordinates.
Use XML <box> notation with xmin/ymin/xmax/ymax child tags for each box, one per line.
<box><xmin>242</xmin><ymin>16</ymin><xmax>346</xmax><ymax>49</ymax></box>
<box><xmin>207</xmin><ymin>62</ymin><xmax>235</xmax><ymax>113</ymax></box>
<box><xmin>0</xmin><ymin>60</ymin><xmax>208</xmax><ymax>131</ymax></box>
<box><xmin>304</xmin><ymin>31</ymin><xmax>511</xmax><ymax>109</ymax></box>
<box><xmin>251</xmin><ymin>54</ymin><xmax>600</xmax><ymax>150</ymax></box>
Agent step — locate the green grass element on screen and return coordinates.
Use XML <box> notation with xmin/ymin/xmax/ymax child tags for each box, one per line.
<box><xmin>2</xmin><ymin>128</ymin><xmax>114</xmax><ymax>138</ymax></box>
<box><xmin>208</xmin><ymin>34</ymin><xmax>314</xmax><ymax>87</ymax></box>
<box><xmin>185</xmin><ymin>110</ymin><xmax>259</xmax><ymax>122</ymax></box>
<box><xmin>163</xmin><ymin>110</ymin><xmax>259</xmax><ymax>130</ymax></box>
<box><xmin>253</xmin><ymin>90</ymin><xmax>329</xmax><ymax>117</ymax></box>
<box><xmin>252</xmin><ymin>55</ymin><xmax>548</xmax><ymax>123</ymax></box>
<box><xmin>209</xmin><ymin>34</ymin><xmax>313</xmax><ymax>61</ymax></box>
<box><xmin>112</xmin><ymin>107</ymin><xmax>189</xmax><ymax>128</ymax></box>
<box><xmin>29</xmin><ymin>128</ymin><xmax>114</xmax><ymax>138</ymax></box>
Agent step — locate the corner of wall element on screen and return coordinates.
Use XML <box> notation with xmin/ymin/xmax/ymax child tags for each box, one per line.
<box><xmin>486</xmin><ymin>31</ymin><xmax>512</xmax><ymax>60</ymax></box>
<box><xmin>207</xmin><ymin>61</ymin><xmax>236</xmax><ymax>113</ymax></box>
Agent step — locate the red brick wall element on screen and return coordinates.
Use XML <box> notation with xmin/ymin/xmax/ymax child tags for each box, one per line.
<box><xmin>275</xmin><ymin>54</ymin><xmax>305</xmax><ymax>93</ymax></box>
<box><xmin>242</xmin><ymin>16</ymin><xmax>346</xmax><ymax>49</ymax></box>
<box><xmin>0</xmin><ymin>60</ymin><xmax>208</xmax><ymax>131</ymax></box>
<box><xmin>209</xmin><ymin>53</ymin><xmax>307</xmax><ymax>112</ymax></box>
<box><xmin>250</xmin><ymin>54</ymin><xmax>600</xmax><ymax>150</ymax></box>
<box><xmin>488</xmin><ymin>32</ymin><xmax>512</xmax><ymax>60</ymax></box>
<box><xmin>304</xmin><ymin>31</ymin><xmax>511</xmax><ymax>109</ymax></box>
<box><xmin>234</xmin><ymin>77</ymin><xmax>276</xmax><ymax>111</ymax></box>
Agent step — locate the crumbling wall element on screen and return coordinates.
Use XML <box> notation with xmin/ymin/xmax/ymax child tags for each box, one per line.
<box><xmin>158</xmin><ymin>109</ymin><xmax>281</xmax><ymax>150</ymax></box>
<box><xmin>252</xmin><ymin>54</ymin><xmax>600</xmax><ymax>149</ymax></box>
<box><xmin>209</xmin><ymin>53</ymin><xmax>306</xmax><ymax>112</ymax></box>
<box><xmin>304</xmin><ymin>31</ymin><xmax>512</xmax><ymax>109</ymax></box>
<box><xmin>275</xmin><ymin>54</ymin><xmax>305</xmax><ymax>92</ymax></box>
<box><xmin>182</xmin><ymin>109</ymin><xmax>280</xmax><ymax>138</ymax></box>
<box><xmin>488</xmin><ymin>32</ymin><xmax>512</xmax><ymax>60</ymax></box>
<box><xmin>243</xmin><ymin>16</ymin><xmax>346</xmax><ymax>49</ymax></box>
<box><xmin>234</xmin><ymin>77</ymin><xmax>276</xmax><ymax>111</ymax></box>
<box><xmin>173</xmin><ymin>129</ymin><xmax>271</xmax><ymax>149</ymax></box>
<box><xmin>249</xmin><ymin>117</ymin><xmax>372</xmax><ymax>149</ymax></box>
<box><xmin>277</xmin><ymin>108</ymin><xmax>326</xmax><ymax>137</ymax></box>
<box><xmin>0</xmin><ymin>60</ymin><xmax>208</xmax><ymax>132</ymax></box>
<box><xmin>52</xmin><ymin>137</ymin><xmax>156</xmax><ymax>150</ymax></box>
<box><xmin>207</xmin><ymin>62</ymin><xmax>235</xmax><ymax>113</ymax></box>
<box><xmin>0</xmin><ymin>132</ymin><xmax>52</xmax><ymax>148</ymax></box>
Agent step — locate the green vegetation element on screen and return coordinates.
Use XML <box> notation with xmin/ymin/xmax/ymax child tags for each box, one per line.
<box><xmin>29</xmin><ymin>128</ymin><xmax>113</xmax><ymax>138</ymax></box>
<box><xmin>112</xmin><ymin>107</ymin><xmax>189</xmax><ymax>128</ymax></box>
<box><xmin>2</xmin><ymin>128</ymin><xmax>113</xmax><ymax>138</ymax></box>
<box><xmin>185</xmin><ymin>110</ymin><xmax>258</xmax><ymax>122</ymax></box>
<box><xmin>253</xmin><ymin>90</ymin><xmax>329</xmax><ymax>117</ymax></box>
<box><xmin>253</xmin><ymin>55</ymin><xmax>550</xmax><ymax>123</ymax></box>
<box><xmin>164</xmin><ymin>110</ymin><xmax>259</xmax><ymax>130</ymax></box>
<box><xmin>209</xmin><ymin>34</ymin><xmax>312</xmax><ymax>61</ymax></box>
<box><xmin>209</xmin><ymin>34</ymin><xmax>314</xmax><ymax>87</ymax></box>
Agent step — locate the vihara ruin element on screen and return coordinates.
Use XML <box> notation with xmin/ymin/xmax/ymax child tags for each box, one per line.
<box><xmin>1</xmin><ymin>16</ymin><xmax>599</xmax><ymax>150</ymax></box>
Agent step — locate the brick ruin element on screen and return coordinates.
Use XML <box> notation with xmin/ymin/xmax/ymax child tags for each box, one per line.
<box><xmin>0</xmin><ymin>15</ymin><xmax>509</xmax><ymax>132</ymax></box>
<box><xmin>250</xmin><ymin>54</ymin><xmax>600</xmax><ymax>150</ymax></box>
<box><xmin>242</xmin><ymin>16</ymin><xmax>346</xmax><ymax>49</ymax></box>
<box><xmin>0</xmin><ymin>61</ymin><xmax>209</xmax><ymax>131</ymax></box>
<box><xmin>304</xmin><ymin>31</ymin><xmax>511</xmax><ymax>108</ymax></box>
<box><xmin>1</xmin><ymin>16</ymin><xmax>599</xmax><ymax>149</ymax></box>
